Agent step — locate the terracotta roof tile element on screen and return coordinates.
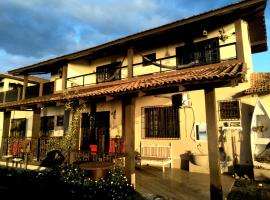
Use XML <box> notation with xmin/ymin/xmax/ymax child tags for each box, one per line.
<box><xmin>245</xmin><ymin>72</ymin><xmax>270</xmax><ymax>94</ymax></box>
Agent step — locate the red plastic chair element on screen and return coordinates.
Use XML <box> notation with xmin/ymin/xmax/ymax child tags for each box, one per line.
<box><xmin>89</xmin><ymin>144</ymin><xmax>97</xmax><ymax>155</ymax></box>
<box><xmin>109</xmin><ymin>140</ymin><xmax>115</xmax><ymax>155</ymax></box>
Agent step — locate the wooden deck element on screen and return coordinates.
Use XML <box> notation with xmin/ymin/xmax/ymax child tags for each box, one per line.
<box><xmin>135</xmin><ymin>166</ymin><xmax>234</xmax><ymax>200</ymax></box>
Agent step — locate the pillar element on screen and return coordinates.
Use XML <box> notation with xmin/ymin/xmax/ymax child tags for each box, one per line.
<box><xmin>127</xmin><ymin>47</ymin><xmax>133</xmax><ymax>78</ymax></box>
<box><xmin>204</xmin><ymin>88</ymin><xmax>223</xmax><ymax>200</ymax></box>
<box><xmin>122</xmin><ymin>97</ymin><xmax>136</xmax><ymax>187</ymax></box>
<box><xmin>62</xmin><ymin>64</ymin><xmax>68</xmax><ymax>91</ymax></box>
<box><xmin>1</xmin><ymin>111</ymin><xmax>11</xmax><ymax>156</ymax></box>
<box><xmin>32</xmin><ymin>108</ymin><xmax>41</xmax><ymax>139</ymax></box>
<box><xmin>22</xmin><ymin>75</ymin><xmax>28</xmax><ymax>100</ymax></box>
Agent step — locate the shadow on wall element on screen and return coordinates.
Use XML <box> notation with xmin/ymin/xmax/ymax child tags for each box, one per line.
<box><xmin>239</xmin><ymin>103</ymin><xmax>254</xmax><ymax>179</ymax></box>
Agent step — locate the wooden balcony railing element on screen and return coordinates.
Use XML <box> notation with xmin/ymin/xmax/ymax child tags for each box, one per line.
<box><xmin>0</xmin><ymin>81</ymin><xmax>56</xmax><ymax>104</ymax></box>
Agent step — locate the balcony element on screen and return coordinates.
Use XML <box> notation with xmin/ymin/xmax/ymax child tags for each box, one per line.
<box><xmin>0</xmin><ymin>81</ymin><xmax>55</xmax><ymax>104</ymax></box>
<box><xmin>66</xmin><ymin>42</ymin><xmax>237</xmax><ymax>88</ymax></box>
<box><xmin>66</xmin><ymin>65</ymin><xmax>128</xmax><ymax>88</ymax></box>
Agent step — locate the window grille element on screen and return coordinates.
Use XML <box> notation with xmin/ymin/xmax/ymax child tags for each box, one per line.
<box><xmin>218</xmin><ymin>100</ymin><xmax>240</xmax><ymax>121</ymax></box>
<box><xmin>142</xmin><ymin>106</ymin><xmax>180</xmax><ymax>139</ymax></box>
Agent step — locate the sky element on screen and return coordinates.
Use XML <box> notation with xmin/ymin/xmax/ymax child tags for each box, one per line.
<box><xmin>0</xmin><ymin>0</ymin><xmax>269</xmax><ymax>73</ymax></box>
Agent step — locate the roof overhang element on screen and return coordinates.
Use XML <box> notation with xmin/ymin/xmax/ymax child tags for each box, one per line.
<box><xmin>8</xmin><ymin>0</ymin><xmax>267</xmax><ymax>76</ymax></box>
<box><xmin>1</xmin><ymin>60</ymin><xmax>246</xmax><ymax>110</ymax></box>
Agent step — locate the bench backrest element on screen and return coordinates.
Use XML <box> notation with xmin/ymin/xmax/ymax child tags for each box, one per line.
<box><xmin>140</xmin><ymin>143</ymin><xmax>172</xmax><ymax>159</ymax></box>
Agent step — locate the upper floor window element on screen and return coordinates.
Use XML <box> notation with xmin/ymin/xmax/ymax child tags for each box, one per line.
<box><xmin>142</xmin><ymin>106</ymin><xmax>180</xmax><ymax>139</ymax></box>
<box><xmin>176</xmin><ymin>38</ymin><xmax>220</xmax><ymax>67</ymax></box>
<box><xmin>143</xmin><ymin>53</ymin><xmax>156</xmax><ymax>66</ymax></box>
<box><xmin>96</xmin><ymin>62</ymin><xmax>121</xmax><ymax>83</ymax></box>
<box><xmin>218</xmin><ymin>100</ymin><xmax>240</xmax><ymax>121</ymax></box>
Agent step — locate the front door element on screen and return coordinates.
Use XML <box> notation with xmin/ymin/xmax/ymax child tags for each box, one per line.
<box><xmin>81</xmin><ymin>111</ymin><xmax>110</xmax><ymax>153</ymax></box>
<box><xmin>95</xmin><ymin>112</ymin><xmax>110</xmax><ymax>153</ymax></box>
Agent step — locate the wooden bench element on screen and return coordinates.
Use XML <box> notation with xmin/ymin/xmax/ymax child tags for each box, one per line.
<box><xmin>137</xmin><ymin>142</ymin><xmax>172</xmax><ymax>172</ymax></box>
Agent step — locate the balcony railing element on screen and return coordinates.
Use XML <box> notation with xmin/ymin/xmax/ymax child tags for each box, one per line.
<box><xmin>66</xmin><ymin>66</ymin><xmax>128</xmax><ymax>88</ymax></box>
<box><xmin>0</xmin><ymin>81</ymin><xmax>55</xmax><ymax>104</ymax></box>
<box><xmin>0</xmin><ymin>136</ymin><xmax>126</xmax><ymax>164</ymax></box>
<box><xmin>66</xmin><ymin>42</ymin><xmax>237</xmax><ymax>88</ymax></box>
<box><xmin>0</xmin><ymin>137</ymin><xmax>63</xmax><ymax>162</ymax></box>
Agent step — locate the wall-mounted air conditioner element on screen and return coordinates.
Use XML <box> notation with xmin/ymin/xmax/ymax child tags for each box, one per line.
<box><xmin>172</xmin><ymin>93</ymin><xmax>191</xmax><ymax>108</ymax></box>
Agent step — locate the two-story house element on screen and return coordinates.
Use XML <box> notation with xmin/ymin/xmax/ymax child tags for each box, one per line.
<box><xmin>0</xmin><ymin>0</ymin><xmax>268</xmax><ymax>198</ymax></box>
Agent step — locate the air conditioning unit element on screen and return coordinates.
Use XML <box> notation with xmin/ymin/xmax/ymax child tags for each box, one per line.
<box><xmin>182</xmin><ymin>93</ymin><xmax>191</xmax><ymax>107</ymax></box>
<box><xmin>172</xmin><ymin>94</ymin><xmax>182</xmax><ymax>108</ymax></box>
<box><xmin>172</xmin><ymin>93</ymin><xmax>191</xmax><ymax>108</ymax></box>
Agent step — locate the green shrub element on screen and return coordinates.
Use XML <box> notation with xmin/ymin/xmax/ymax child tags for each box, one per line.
<box><xmin>0</xmin><ymin>165</ymin><xmax>135</xmax><ymax>200</ymax></box>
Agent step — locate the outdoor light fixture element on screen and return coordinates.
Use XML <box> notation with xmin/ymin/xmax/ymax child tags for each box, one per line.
<box><xmin>203</xmin><ymin>29</ymin><xmax>208</xmax><ymax>36</ymax></box>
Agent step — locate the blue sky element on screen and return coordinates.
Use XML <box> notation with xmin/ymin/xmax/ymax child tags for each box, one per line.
<box><xmin>0</xmin><ymin>0</ymin><xmax>269</xmax><ymax>73</ymax></box>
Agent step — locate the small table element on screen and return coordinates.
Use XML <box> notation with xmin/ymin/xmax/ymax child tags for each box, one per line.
<box><xmin>79</xmin><ymin>162</ymin><xmax>114</xmax><ymax>180</ymax></box>
<box><xmin>2</xmin><ymin>155</ymin><xmax>13</xmax><ymax>167</ymax></box>
<box><xmin>12</xmin><ymin>157</ymin><xmax>23</xmax><ymax>168</ymax></box>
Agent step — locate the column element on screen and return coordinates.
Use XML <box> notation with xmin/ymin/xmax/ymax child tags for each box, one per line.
<box><xmin>62</xmin><ymin>64</ymin><xmax>68</xmax><ymax>91</ymax></box>
<box><xmin>127</xmin><ymin>47</ymin><xmax>133</xmax><ymax>78</ymax></box>
<box><xmin>122</xmin><ymin>97</ymin><xmax>136</xmax><ymax>187</ymax></box>
<box><xmin>1</xmin><ymin>111</ymin><xmax>11</xmax><ymax>156</ymax></box>
<box><xmin>22</xmin><ymin>75</ymin><xmax>28</xmax><ymax>100</ymax></box>
<box><xmin>204</xmin><ymin>88</ymin><xmax>223</xmax><ymax>200</ymax></box>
